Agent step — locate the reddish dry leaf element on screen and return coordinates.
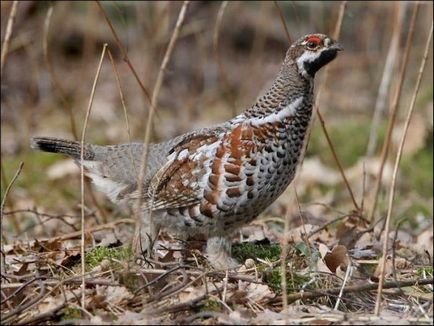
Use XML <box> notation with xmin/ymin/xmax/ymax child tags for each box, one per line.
<box><xmin>323</xmin><ymin>245</ymin><xmax>350</xmax><ymax>273</ymax></box>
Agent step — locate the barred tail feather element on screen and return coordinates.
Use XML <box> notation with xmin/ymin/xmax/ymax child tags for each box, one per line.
<box><xmin>30</xmin><ymin>137</ymin><xmax>94</xmax><ymax>160</ymax></box>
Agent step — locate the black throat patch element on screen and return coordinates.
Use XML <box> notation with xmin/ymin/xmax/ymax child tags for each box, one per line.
<box><xmin>303</xmin><ymin>49</ymin><xmax>338</xmax><ymax>77</ymax></box>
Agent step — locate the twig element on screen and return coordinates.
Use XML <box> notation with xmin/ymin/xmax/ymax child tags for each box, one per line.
<box><xmin>273</xmin><ymin>1</ymin><xmax>292</xmax><ymax>44</ymax></box>
<box><xmin>134</xmin><ymin>265</ymin><xmax>184</xmax><ymax>295</ymax></box>
<box><xmin>0</xmin><ymin>0</ymin><xmax>19</xmax><ymax>76</ymax></box>
<box><xmin>307</xmin><ymin>213</ymin><xmax>350</xmax><ymax>238</ymax></box>
<box><xmin>107</xmin><ymin>48</ymin><xmax>137</xmax><ymax>175</ymax></box>
<box><xmin>314</xmin><ymin>1</ymin><xmax>360</xmax><ymax>212</ymax></box>
<box><xmin>0</xmin><ymin>162</ymin><xmax>23</xmax><ymax>241</ymax></box>
<box><xmin>316</xmin><ymin>109</ymin><xmax>360</xmax><ymax>211</ymax></box>
<box><xmin>43</xmin><ymin>4</ymin><xmax>78</xmax><ymax>140</ymax></box>
<box><xmin>222</xmin><ymin>269</ymin><xmax>229</xmax><ymax>303</ymax></box>
<box><xmin>2</xmin><ymin>273</ymin><xmax>45</xmax><ymax>324</ymax></box>
<box><xmin>213</xmin><ymin>1</ymin><xmax>237</xmax><ymax>116</ymax></box>
<box><xmin>1</xmin><ymin>275</ymin><xmax>47</xmax><ymax>305</ymax></box>
<box><xmin>3</xmin><ymin>208</ymin><xmax>95</xmax><ymax>234</ymax></box>
<box><xmin>95</xmin><ymin>0</ymin><xmax>152</xmax><ymax>104</ymax></box>
<box><xmin>277</xmin><ymin>1</ymin><xmax>358</xmax><ymax>211</ymax></box>
<box><xmin>152</xmin><ymin>267</ymin><xmax>189</xmax><ymax>301</ymax></box>
<box><xmin>43</xmin><ymin>5</ymin><xmax>109</xmax><ymax>222</ymax></box>
<box><xmin>285</xmin><ymin>277</ymin><xmax>433</xmax><ymax>305</ymax></box>
<box><xmin>16</xmin><ymin>301</ymin><xmax>66</xmax><ymax>325</ymax></box>
<box><xmin>79</xmin><ymin>43</ymin><xmax>108</xmax><ymax>309</ymax></box>
<box><xmin>315</xmin><ymin>0</ymin><xmax>346</xmax><ymax>104</ymax></box>
<box><xmin>55</xmin><ymin>218</ymin><xmax>134</xmax><ymax>241</ymax></box>
<box><xmin>334</xmin><ymin>263</ymin><xmax>352</xmax><ymax>310</ymax></box>
<box><xmin>132</xmin><ymin>1</ymin><xmax>190</xmax><ymax>253</ymax></box>
<box><xmin>182</xmin><ymin>311</ymin><xmax>230</xmax><ymax>324</ymax></box>
<box><xmin>368</xmin><ymin>3</ymin><xmax>419</xmax><ymax>222</ymax></box>
<box><xmin>374</xmin><ymin>22</ymin><xmax>432</xmax><ymax>316</ymax></box>
<box><xmin>280</xmin><ymin>196</ymin><xmax>291</xmax><ymax>312</ymax></box>
<box><xmin>366</xmin><ymin>3</ymin><xmax>405</xmax><ymax>156</ymax></box>
<box><xmin>155</xmin><ymin>293</ymin><xmax>208</xmax><ymax>314</ymax></box>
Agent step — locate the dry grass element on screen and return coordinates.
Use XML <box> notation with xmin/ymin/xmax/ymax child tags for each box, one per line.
<box><xmin>1</xmin><ymin>1</ymin><xmax>432</xmax><ymax>324</ymax></box>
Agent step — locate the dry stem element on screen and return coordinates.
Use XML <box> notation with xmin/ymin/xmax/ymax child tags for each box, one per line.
<box><xmin>368</xmin><ymin>3</ymin><xmax>420</xmax><ymax>222</ymax></box>
<box><xmin>0</xmin><ymin>0</ymin><xmax>19</xmax><ymax>76</ymax></box>
<box><xmin>96</xmin><ymin>0</ymin><xmax>152</xmax><ymax>104</ymax></box>
<box><xmin>107</xmin><ymin>48</ymin><xmax>137</xmax><ymax>176</ymax></box>
<box><xmin>313</xmin><ymin>1</ymin><xmax>360</xmax><ymax>212</ymax></box>
<box><xmin>366</xmin><ymin>3</ymin><xmax>405</xmax><ymax>157</ymax></box>
<box><xmin>43</xmin><ymin>4</ymin><xmax>79</xmax><ymax>140</ymax></box>
<box><xmin>374</xmin><ymin>22</ymin><xmax>432</xmax><ymax>316</ymax></box>
<box><xmin>132</xmin><ymin>1</ymin><xmax>190</xmax><ymax>252</ymax></box>
<box><xmin>0</xmin><ymin>162</ymin><xmax>23</xmax><ymax>274</ymax></box>
<box><xmin>285</xmin><ymin>277</ymin><xmax>433</xmax><ymax>305</ymax></box>
<box><xmin>213</xmin><ymin>1</ymin><xmax>237</xmax><ymax>116</ymax></box>
<box><xmin>79</xmin><ymin>43</ymin><xmax>108</xmax><ymax>309</ymax></box>
<box><xmin>273</xmin><ymin>1</ymin><xmax>292</xmax><ymax>44</ymax></box>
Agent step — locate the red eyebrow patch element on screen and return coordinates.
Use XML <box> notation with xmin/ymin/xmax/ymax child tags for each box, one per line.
<box><xmin>306</xmin><ymin>36</ymin><xmax>321</xmax><ymax>44</ymax></box>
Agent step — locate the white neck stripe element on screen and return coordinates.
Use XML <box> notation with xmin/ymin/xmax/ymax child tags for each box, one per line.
<box><xmin>249</xmin><ymin>97</ymin><xmax>303</xmax><ymax>126</ymax></box>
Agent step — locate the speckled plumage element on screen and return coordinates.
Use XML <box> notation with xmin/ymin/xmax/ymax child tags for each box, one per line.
<box><xmin>31</xmin><ymin>33</ymin><xmax>342</xmax><ymax>268</ymax></box>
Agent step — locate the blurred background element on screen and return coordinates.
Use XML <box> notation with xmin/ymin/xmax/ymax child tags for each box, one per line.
<box><xmin>1</xmin><ymin>1</ymin><xmax>432</xmax><ymax>242</ymax></box>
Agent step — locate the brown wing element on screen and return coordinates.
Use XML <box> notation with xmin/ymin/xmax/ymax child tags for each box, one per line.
<box><xmin>133</xmin><ymin>132</ymin><xmax>223</xmax><ymax>211</ymax></box>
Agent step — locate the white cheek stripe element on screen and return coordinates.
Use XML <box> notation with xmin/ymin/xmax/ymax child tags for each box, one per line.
<box><xmin>249</xmin><ymin>97</ymin><xmax>303</xmax><ymax>126</ymax></box>
<box><xmin>296</xmin><ymin>50</ymin><xmax>321</xmax><ymax>78</ymax></box>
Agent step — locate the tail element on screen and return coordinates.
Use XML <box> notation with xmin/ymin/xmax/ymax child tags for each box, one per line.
<box><xmin>30</xmin><ymin>137</ymin><xmax>94</xmax><ymax>160</ymax></box>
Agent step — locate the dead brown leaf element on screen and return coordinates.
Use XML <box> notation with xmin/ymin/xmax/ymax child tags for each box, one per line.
<box><xmin>323</xmin><ymin>245</ymin><xmax>351</xmax><ymax>274</ymax></box>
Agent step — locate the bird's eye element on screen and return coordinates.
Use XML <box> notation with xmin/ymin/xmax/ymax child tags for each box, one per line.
<box><xmin>306</xmin><ymin>41</ymin><xmax>318</xmax><ymax>50</ymax></box>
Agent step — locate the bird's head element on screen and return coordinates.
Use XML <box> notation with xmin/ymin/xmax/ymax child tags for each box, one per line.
<box><xmin>286</xmin><ymin>33</ymin><xmax>343</xmax><ymax>79</ymax></box>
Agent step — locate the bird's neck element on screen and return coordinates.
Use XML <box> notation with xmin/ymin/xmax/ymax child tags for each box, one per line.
<box><xmin>234</xmin><ymin>63</ymin><xmax>313</xmax><ymax>126</ymax></box>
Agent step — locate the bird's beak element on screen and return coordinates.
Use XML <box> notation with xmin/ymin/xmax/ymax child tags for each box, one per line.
<box><xmin>330</xmin><ymin>42</ymin><xmax>344</xmax><ymax>51</ymax></box>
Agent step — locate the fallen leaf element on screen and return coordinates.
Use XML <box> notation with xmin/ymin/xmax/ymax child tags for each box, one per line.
<box><xmin>323</xmin><ymin>245</ymin><xmax>350</xmax><ymax>273</ymax></box>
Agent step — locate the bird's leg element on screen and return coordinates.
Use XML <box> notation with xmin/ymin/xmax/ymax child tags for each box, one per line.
<box><xmin>206</xmin><ymin>235</ymin><xmax>240</xmax><ymax>270</ymax></box>
<box><xmin>133</xmin><ymin>211</ymin><xmax>160</xmax><ymax>264</ymax></box>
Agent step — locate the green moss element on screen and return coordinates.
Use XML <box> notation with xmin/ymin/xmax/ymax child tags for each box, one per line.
<box><xmin>85</xmin><ymin>246</ymin><xmax>132</xmax><ymax>271</ymax></box>
<box><xmin>416</xmin><ymin>266</ymin><xmax>433</xmax><ymax>276</ymax></box>
<box><xmin>118</xmin><ymin>271</ymin><xmax>142</xmax><ymax>292</ymax></box>
<box><xmin>232</xmin><ymin>242</ymin><xmax>281</xmax><ymax>262</ymax></box>
<box><xmin>201</xmin><ymin>299</ymin><xmax>221</xmax><ymax>312</ymax></box>
<box><xmin>61</xmin><ymin>306</ymin><xmax>82</xmax><ymax>321</ymax></box>
<box><xmin>261</xmin><ymin>265</ymin><xmax>310</xmax><ymax>293</ymax></box>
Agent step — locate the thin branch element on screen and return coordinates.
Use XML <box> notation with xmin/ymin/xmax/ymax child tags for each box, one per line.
<box><xmin>374</xmin><ymin>22</ymin><xmax>432</xmax><ymax>316</ymax></box>
<box><xmin>55</xmin><ymin>218</ymin><xmax>134</xmax><ymax>241</ymax></box>
<box><xmin>366</xmin><ymin>3</ymin><xmax>405</xmax><ymax>156</ymax></box>
<box><xmin>278</xmin><ymin>1</ymin><xmax>358</xmax><ymax>211</ymax></box>
<box><xmin>132</xmin><ymin>1</ymin><xmax>190</xmax><ymax>252</ymax></box>
<box><xmin>2</xmin><ymin>274</ymin><xmax>45</xmax><ymax>324</ymax></box>
<box><xmin>0</xmin><ymin>162</ymin><xmax>23</xmax><ymax>274</ymax></box>
<box><xmin>316</xmin><ymin>109</ymin><xmax>360</xmax><ymax>211</ymax></box>
<box><xmin>334</xmin><ymin>264</ymin><xmax>352</xmax><ymax>310</ymax></box>
<box><xmin>43</xmin><ymin>4</ymin><xmax>78</xmax><ymax>140</ymax></box>
<box><xmin>80</xmin><ymin>43</ymin><xmax>108</xmax><ymax>309</ymax></box>
<box><xmin>285</xmin><ymin>277</ymin><xmax>433</xmax><ymax>304</ymax></box>
<box><xmin>107</xmin><ymin>48</ymin><xmax>137</xmax><ymax>175</ymax></box>
<box><xmin>314</xmin><ymin>1</ymin><xmax>360</xmax><ymax>212</ymax></box>
<box><xmin>213</xmin><ymin>1</ymin><xmax>237</xmax><ymax>116</ymax></box>
<box><xmin>273</xmin><ymin>1</ymin><xmax>292</xmax><ymax>44</ymax></box>
<box><xmin>368</xmin><ymin>3</ymin><xmax>419</xmax><ymax>222</ymax></box>
<box><xmin>44</xmin><ymin>5</ymin><xmax>110</xmax><ymax>221</ymax></box>
<box><xmin>95</xmin><ymin>0</ymin><xmax>152</xmax><ymax>104</ymax></box>
<box><xmin>0</xmin><ymin>162</ymin><xmax>23</xmax><ymax>221</ymax></box>
<box><xmin>0</xmin><ymin>0</ymin><xmax>19</xmax><ymax>76</ymax></box>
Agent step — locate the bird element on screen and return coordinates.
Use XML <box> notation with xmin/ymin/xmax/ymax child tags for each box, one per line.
<box><xmin>31</xmin><ymin>33</ymin><xmax>343</xmax><ymax>269</ymax></box>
